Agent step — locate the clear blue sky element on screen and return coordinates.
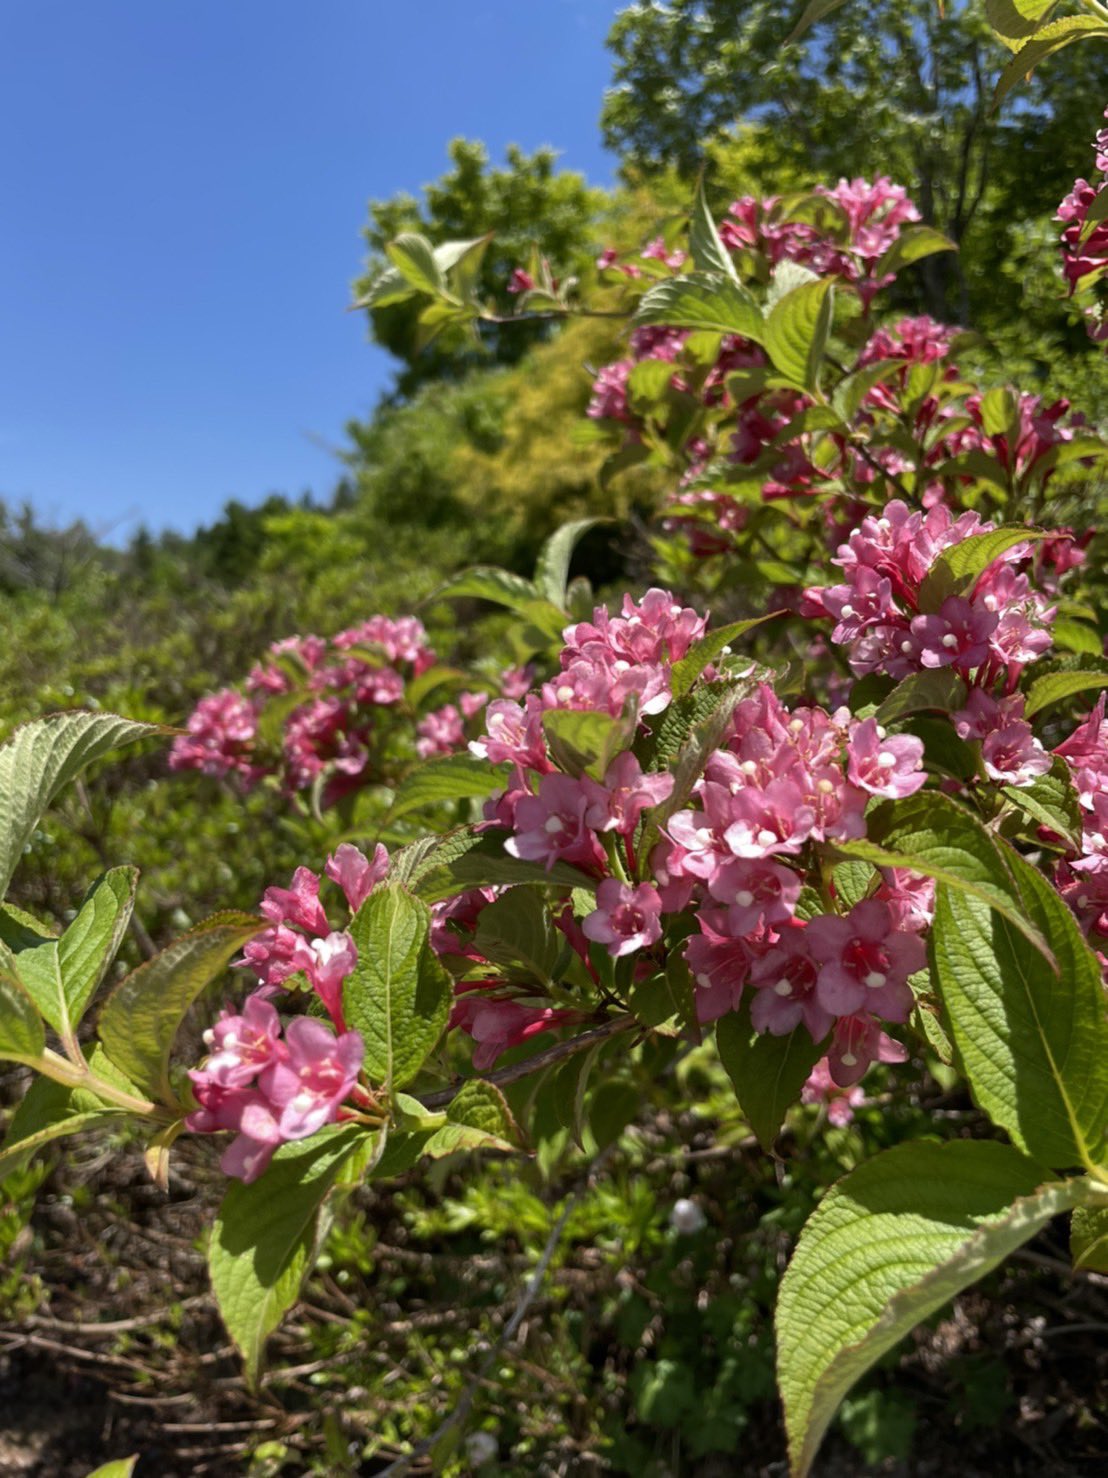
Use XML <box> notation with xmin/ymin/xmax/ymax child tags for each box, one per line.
<box><xmin>0</xmin><ymin>0</ymin><xmax>619</xmax><ymax>540</ymax></box>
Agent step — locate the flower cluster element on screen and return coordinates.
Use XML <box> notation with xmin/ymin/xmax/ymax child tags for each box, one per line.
<box><xmin>1053</xmin><ymin>696</ymin><xmax>1108</xmax><ymax>950</ymax></box>
<box><xmin>186</xmin><ymin>842</ymin><xmax>387</xmax><ymax>1180</ymax></box>
<box><xmin>1057</xmin><ymin>109</ymin><xmax>1108</xmax><ymax>343</ymax></box>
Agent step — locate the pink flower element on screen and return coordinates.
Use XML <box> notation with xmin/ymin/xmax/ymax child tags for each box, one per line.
<box><xmin>260</xmin><ymin>1017</ymin><xmax>364</xmax><ymax>1140</ymax></box>
<box><xmin>325</xmin><ymin>842</ymin><xmax>389</xmax><ymax>914</ymax></box>
<box><xmin>186</xmin><ymin>1082</ymin><xmax>284</xmax><ymax>1183</ymax></box>
<box><xmin>260</xmin><ymin>867</ymin><xmax>331</xmax><ymax>937</ymax></box>
<box><xmin>417</xmin><ymin>703</ymin><xmax>466</xmax><ymax>758</ymax></box>
<box><xmin>450</xmin><ymin>990</ymin><xmax>583</xmax><ymax>1070</ymax></box>
<box><xmin>582</xmin><ymin>752</ymin><xmax>674</xmax><ymax>834</ymax></box>
<box><xmin>723</xmin><ymin>779</ymin><xmax>817</xmax><ymax>859</ymax></box>
<box><xmin>169</xmin><ymin>688</ymin><xmax>262</xmax><ymax>784</ymax></box>
<box><xmin>686</xmin><ymin>912</ymin><xmax>750</xmax><ymax>1023</ymax></box>
<box><xmin>198</xmin><ymin>995</ymin><xmax>285</xmax><ymax>1089</ymax></box>
<box><xmin>909</xmin><ymin>596</ymin><xmax>997</xmax><ymax>672</ymax></box>
<box><xmin>506</xmin><ymin>773</ymin><xmax>604</xmax><ymax>872</ymax></box>
<box><xmin>806</xmin><ymin>900</ymin><xmax>923</xmax><ymax>1020</ymax></box>
<box><xmin>748</xmin><ymin>926</ymin><xmax>833</xmax><ymax>1041</ymax></box>
<box><xmin>846</xmin><ymin>717</ymin><xmax>926</xmax><ymax>799</ymax></box>
<box><xmin>507</xmin><ymin>267</ymin><xmax>536</xmax><ymax>294</ymax></box>
<box><xmin>471</xmin><ymin>697</ymin><xmax>550</xmax><ymax>771</ymax></box>
<box><xmin>582</xmin><ymin>879</ymin><xmax>663</xmax><ymax>958</ymax></box>
<box><xmin>982</xmin><ymin>720</ymin><xmax>1051</xmax><ymax>787</ymax></box>
<box><xmin>802</xmin><ymin>1058</ymin><xmax>866</xmax><ymax>1126</ymax></box>
<box><xmin>705</xmin><ymin>857</ymin><xmax>802</xmax><ymax>934</ymax></box>
<box><xmin>826</xmin><ymin>1015</ymin><xmax>907</xmax><ymax>1087</ymax></box>
<box><xmin>307</xmin><ymin>931</ymin><xmax>358</xmax><ymax>1027</ymax></box>
<box><xmin>242</xmin><ymin>923</ymin><xmax>317</xmax><ymax>990</ymax></box>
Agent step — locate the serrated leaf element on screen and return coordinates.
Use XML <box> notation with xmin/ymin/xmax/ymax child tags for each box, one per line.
<box><xmin>876</xmin><ymin>225</ymin><xmax>956</xmax><ymax>279</ymax></box>
<box><xmin>832</xmin><ymin>860</ymin><xmax>877</xmax><ymax>910</ymax></box>
<box><xmin>429</xmin><ymin>565</ymin><xmax>543</xmax><ymax>616</ymax></box>
<box><xmin>932</xmin><ymin>849</ymin><xmax>1108</xmax><ymax>1171</ymax></box>
<box><xmin>210</xmin><ymin>1125</ymin><xmax>366</xmax><ymax>1387</ymax></box>
<box><xmin>534</xmin><ymin>518</ymin><xmax>605</xmax><ymax>609</ymax></box>
<box><xmin>874</xmin><ymin>669</ymin><xmax>966</xmax><ymax>723</ymax></box>
<box><xmin>425</xmin><ymin>1078</ymin><xmax>522</xmax><ymax>1156</ymax></box>
<box><xmin>1025</xmin><ymin>669</ymin><xmax>1108</xmax><ymax>718</ymax></box>
<box><xmin>634</xmin><ymin>272</ymin><xmax>764</xmax><ymax>342</ymax></box>
<box><xmin>389</xmin><ymin>755</ymin><xmax>510</xmax><ymax>821</ymax></box>
<box><xmin>344</xmin><ymin>885</ymin><xmax>450</xmax><ymax>1091</ymax></box>
<box><xmin>917</xmin><ymin>527</ymin><xmax>1047</xmax><ymax>612</ymax></box>
<box><xmin>472</xmin><ymin>888</ymin><xmax>559</xmax><ymax>985</ymax></box>
<box><xmin>832</xmin><ymin>358</ymin><xmax>904</xmax><ymax>422</ymax></box>
<box><xmin>669</xmin><ymin>614</ymin><xmax>777</xmax><ymax>700</ymax></box>
<box><xmin>0</xmin><ymin>712</ymin><xmax>163</xmax><ymax>898</ymax></box>
<box><xmin>985</xmin><ymin>0</ymin><xmax>1058</xmax><ymax>50</ymax></box>
<box><xmin>1051</xmin><ymin>618</ymin><xmax>1103</xmax><ymax>658</ymax></box>
<box><xmin>1071</xmin><ymin>1203</ymin><xmax>1108</xmax><ymax>1272</ymax></box>
<box><xmin>689</xmin><ymin>177</ymin><xmax>738</xmax><ymax>281</ymax></box>
<box><xmin>98</xmin><ymin>912</ymin><xmax>262</xmax><ymax>1105</ymax></box>
<box><xmin>778</xmin><ymin>1140</ymin><xmax>1078</xmax><ymax>1477</ymax></box>
<box><xmin>353</xmin><ymin>264</ymin><xmax>414</xmax><ymax>310</ymax></box>
<box><xmin>627</xmin><ymin>357</ymin><xmax>677</xmax><ymax>410</ymax></box>
<box><xmin>409</xmin><ymin>830</ymin><xmax>597</xmax><ymax>904</ymax></box>
<box><xmin>542</xmin><ymin>706</ymin><xmax>636</xmax><ymax>779</ymax></box>
<box><xmin>764</xmin><ymin>279</ymin><xmax>833</xmax><ymax>391</ymax></box>
<box><xmin>993</xmin><ymin>14</ymin><xmax>1108</xmax><ymax>107</ymax></box>
<box><xmin>0</xmin><ymin>970</ymin><xmax>44</xmax><ymax>1063</ymax></box>
<box><xmin>59</xmin><ymin>866</ymin><xmax>138</xmax><ymax>1031</ymax></box>
<box><xmin>835</xmin><ymin>792</ymin><xmax>1050</xmax><ymax>959</ymax></box>
<box><xmin>717</xmin><ymin>1000</ymin><xmax>824</xmax><ymax>1151</ymax></box>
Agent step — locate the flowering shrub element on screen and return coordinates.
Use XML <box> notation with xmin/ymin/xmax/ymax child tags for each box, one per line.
<box><xmin>1058</xmin><ymin>107</ymin><xmax>1108</xmax><ymax>344</ymax></box>
<box><xmin>10</xmin><ymin>79</ymin><xmax>1108</xmax><ymax>1474</ymax></box>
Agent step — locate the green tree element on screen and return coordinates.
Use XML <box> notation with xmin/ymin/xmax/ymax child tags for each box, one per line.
<box><xmin>354</xmin><ymin>138</ymin><xmax>606</xmax><ymax>397</ymax></box>
<box><xmin>601</xmin><ymin>0</ymin><xmax>1108</xmax><ymax>323</ymax></box>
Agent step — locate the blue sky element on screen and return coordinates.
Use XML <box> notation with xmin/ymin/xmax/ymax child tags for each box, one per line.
<box><xmin>0</xmin><ymin>1</ymin><xmax>619</xmax><ymax>539</ymax></box>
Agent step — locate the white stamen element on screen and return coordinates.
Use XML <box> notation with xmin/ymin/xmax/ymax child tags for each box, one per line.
<box><xmin>840</xmin><ymin>1051</ymin><xmax>858</xmax><ymax>1067</ymax></box>
<box><xmin>877</xmin><ymin>751</ymin><xmax>898</xmax><ymax>768</ymax></box>
<box><xmin>757</xmin><ymin>828</ymin><xmax>778</xmax><ymax>847</ymax></box>
<box><xmin>740</xmin><ymin>760</ymin><xmax>758</xmax><ymax>775</ymax></box>
<box><xmin>774</xmin><ymin>978</ymin><xmax>793</xmax><ymax>996</ymax></box>
<box><xmin>900</xmin><ymin>640</ymin><xmax>914</xmax><ymax>655</ymax></box>
<box><xmin>735</xmin><ymin>889</ymin><xmax>755</xmax><ymax>907</ymax></box>
<box><xmin>544</xmin><ymin>815</ymin><xmax>564</xmax><ymax>833</ymax></box>
<box><xmin>864</xmin><ymin>970</ymin><xmax>887</xmax><ymax>989</ymax></box>
<box><xmin>941</xmin><ymin>633</ymin><xmax>959</xmax><ymax>649</ymax></box>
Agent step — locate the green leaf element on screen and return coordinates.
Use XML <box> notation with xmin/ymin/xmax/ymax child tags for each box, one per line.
<box><xmin>1001</xmin><ymin>757</ymin><xmax>1082</xmax><ymax>851</ymax></box>
<box><xmin>385</xmin><ymin>232</ymin><xmax>447</xmax><ymax>297</ymax></box>
<box><xmin>917</xmin><ymin>527</ymin><xmax>1047</xmax><ymax>612</ymax></box>
<box><xmin>0</xmin><ymin>1073</ymin><xmax>114</xmax><ymax>1180</ymax></box>
<box><xmin>993</xmin><ymin>15</ymin><xmax>1108</xmax><ymax>107</ymax></box>
<box><xmin>85</xmin><ymin>1460</ymin><xmax>139</xmax><ymax>1478</ymax></box>
<box><xmin>979</xmin><ymin>385</ymin><xmax>1020</xmax><ymax>439</ymax></box>
<box><xmin>344</xmin><ymin>885</ymin><xmax>450</xmax><ymax>1091</ymax></box>
<box><xmin>409</xmin><ymin>830</ymin><xmax>597</xmax><ymax>904</ymax></box>
<box><xmin>353</xmin><ymin>264</ymin><xmax>413</xmax><ymax>310</ymax></box>
<box><xmin>389</xmin><ymin>755</ymin><xmax>510</xmax><ymax>821</ymax></box>
<box><xmin>1078</xmin><ymin>184</ymin><xmax>1108</xmax><ymax>246</ymax></box>
<box><xmin>210</xmin><ymin>1125</ymin><xmax>366</xmax><ymax>1387</ymax></box>
<box><xmin>669</xmin><ymin>615</ymin><xmax>777</xmax><ymax>700</ymax></box>
<box><xmin>58</xmin><ymin>866</ymin><xmax>138</xmax><ymax>1031</ymax></box>
<box><xmin>0</xmin><ymin>711</ymin><xmax>163</xmax><ymax>898</ymax></box>
<box><xmin>875</xmin><ymin>225</ymin><xmax>956</xmax><ymax>279</ymax></box>
<box><xmin>429</xmin><ymin>565</ymin><xmax>542</xmax><ymax>616</ymax></box>
<box><xmin>778</xmin><ymin>1139</ymin><xmax>1078</xmax><ymax>1477</ymax></box>
<box><xmin>98</xmin><ymin>912</ymin><xmax>262</xmax><ymax>1105</ymax></box>
<box><xmin>424</xmin><ymin>1079</ymin><xmax>523</xmax><ymax>1156</ymax></box>
<box><xmin>533</xmin><ymin>518</ymin><xmax>605</xmax><ymax>609</ymax></box>
<box><xmin>835</xmin><ymin>792</ymin><xmax>1050</xmax><ymax>959</ymax></box>
<box><xmin>1024</xmin><ymin>669</ymin><xmax>1108</xmax><ymax>718</ymax></box>
<box><xmin>931</xmin><ymin>849</ymin><xmax>1108</xmax><ymax>1171</ymax></box>
<box><xmin>832</xmin><ymin>860</ymin><xmax>877</xmax><ymax>911</ymax></box>
<box><xmin>0</xmin><ymin>970</ymin><xmax>45</xmax><ymax>1063</ymax></box>
<box><xmin>764</xmin><ymin>279</ymin><xmax>833</xmax><ymax>392</ymax></box>
<box><xmin>1071</xmin><ymin>1203</ymin><xmax>1108</xmax><ymax>1272</ymax></box>
<box><xmin>689</xmin><ymin>176</ymin><xmax>738</xmax><ymax>281</ymax></box>
<box><xmin>716</xmin><ymin>1000</ymin><xmax>824</xmax><ymax>1151</ymax></box>
<box><xmin>472</xmin><ymin>888</ymin><xmax>560</xmax><ymax>985</ymax></box>
<box><xmin>634</xmin><ymin>272</ymin><xmax>764</xmax><ymax>342</ymax></box>
<box><xmin>542</xmin><ymin>706</ymin><xmax>636</xmax><ymax>779</ymax></box>
<box><xmin>1051</xmin><ymin>618</ymin><xmax>1104</xmax><ymax>658</ymax></box>
<box><xmin>627</xmin><ymin>358</ymin><xmax>677</xmax><ymax>411</ymax></box>
<box><xmin>985</xmin><ymin>0</ymin><xmax>1059</xmax><ymax>50</ymax></box>
<box><xmin>875</xmin><ymin>670</ymin><xmax>966</xmax><ymax>724</ymax></box>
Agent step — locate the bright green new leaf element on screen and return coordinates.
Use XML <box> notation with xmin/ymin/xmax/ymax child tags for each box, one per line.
<box><xmin>344</xmin><ymin>885</ymin><xmax>450</xmax><ymax>1090</ymax></box>
<box><xmin>430</xmin><ymin>565</ymin><xmax>542</xmax><ymax>615</ymax></box>
<box><xmin>669</xmin><ymin>614</ymin><xmax>778</xmax><ymax>700</ymax></box>
<box><xmin>84</xmin><ymin>1459</ymin><xmax>139</xmax><ymax>1478</ymax></box>
<box><xmin>472</xmin><ymin>888</ymin><xmax>560</xmax><ymax>985</ymax></box>
<box><xmin>778</xmin><ymin>1140</ymin><xmax>1078</xmax><ymax>1477</ymax></box>
<box><xmin>835</xmin><ymin>792</ymin><xmax>1049</xmax><ymax>958</ymax></box>
<box><xmin>717</xmin><ymin>1001</ymin><xmax>825</xmax><ymax>1151</ymax></box>
<box><xmin>98</xmin><ymin>912</ymin><xmax>262</xmax><ymax>1105</ymax></box>
<box><xmin>385</xmin><ymin>232</ymin><xmax>447</xmax><ymax>297</ymax></box>
<box><xmin>1024</xmin><ymin>669</ymin><xmax>1108</xmax><ymax>718</ymax></box>
<box><xmin>59</xmin><ymin>866</ymin><xmax>138</xmax><ymax>1030</ymax></box>
<box><xmin>764</xmin><ymin>279</ymin><xmax>833</xmax><ymax>391</ymax></box>
<box><xmin>993</xmin><ymin>14</ymin><xmax>1108</xmax><ymax>107</ymax></box>
<box><xmin>533</xmin><ymin>518</ymin><xmax>605</xmax><ymax>609</ymax></box>
<box><xmin>917</xmin><ymin>527</ymin><xmax>1048</xmax><ymax>612</ymax></box>
<box><xmin>0</xmin><ymin>970</ymin><xmax>45</xmax><ymax>1063</ymax></box>
<box><xmin>0</xmin><ymin>711</ymin><xmax>163</xmax><ymax>898</ymax></box>
<box><xmin>875</xmin><ymin>225</ymin><xmax>956</xmax><ymax>279</ymax></box>
<box><xmin>932</xmin><ymin>850</ymin><xmax>1108</xmax><ymax>1170</ymax></box>
<box><xmin>389</xmin><ymin>755</ymin><xmax>511</xmax><ymax>821</ymax></box>
<box><xmin>1051</xmin><ymin>618</ymin><xmax>1104</xmax><ymax>658</ymax></box>
<box><xmin>210</xmin><ymin>1125</ymin><xmax>366</xmax><ymax>1387</ymax></box>
<box><xmin>425</xmin><ymin>1078</ymin><xmax>522</xmax><ymax>1157</ymax></box>
<box><xmin>985</xmin><ymin>0</ymin><xmax>1059</xmax><ymax>50</ymax></box>
<box><xmin>689</xmin><ymin>176</ymin><xmax>738</xmax><ymax>281</ymax></box>
<box><xmin>634</xmin><ymin>272</ymin><xmax>764</xmax><ymax>342</ymax></box>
